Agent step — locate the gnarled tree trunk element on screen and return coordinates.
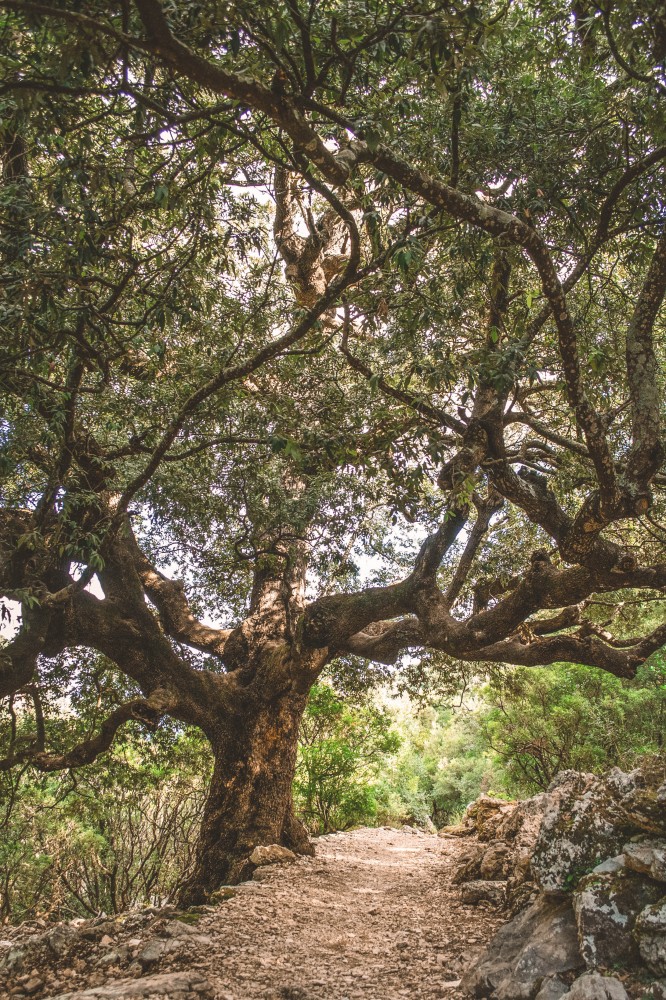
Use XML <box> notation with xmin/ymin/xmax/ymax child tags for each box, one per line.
<box><xmin>180</xmin><ymin>677</ymin><xmax>313</xmax><ymax>905</ymax></box>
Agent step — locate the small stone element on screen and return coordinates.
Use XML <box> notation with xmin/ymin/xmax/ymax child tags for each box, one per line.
<box><xmin>163</xmin><ymin>919</ymin><xmax>199</xmax><ymax>937</ymax></box>
<box><xmin>590</xmin><ymin>856</ymin><xmax>624</xmax><ymax>875</ymax></box>
<box><xmin>45</xmin><ymin>925</ymin><xmax>78</xmax><ymax>958</ymax></box>
<box><xmin>635</xmin><ymin>898</ymin><xmax>666</xmax><ymax>976</ymax></box>
<box><xmin>138</xmin><ymin>937</ymin><xmax>167</xmax><ymax>965</ymax></box>
<box><xmin>623</xmin><ymin>840</ymin><xmax>666</xmax><ymax>882</ymax></box>
<box><xmin>5</xmin><ymin>947</ymin><xmax>26</xmax><ymax>972</ymax></box>
<box><xmin>561</xmin><ymin>972</ymin><xmax>629</xmax><ymax>999</ymax></box>
<box><xmin>461</xmin><ymin>880</ymin><xmax>506</xmax><ymax>906</ymax></box>
<box><xmin>249</xmin><ymin>844</ymin><xmax>297</xmax><ymax>866</ymax></box>
<box><xmin>94</xmin><ymin>950</ymin><xmax>121</xmax><ymax>967</ymax></box>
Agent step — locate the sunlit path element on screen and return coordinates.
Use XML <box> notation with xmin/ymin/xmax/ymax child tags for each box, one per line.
<box><xmin>202</xmin><ymin>828</ymin><xmax>502</xmax><ymax>1000</ymax></box>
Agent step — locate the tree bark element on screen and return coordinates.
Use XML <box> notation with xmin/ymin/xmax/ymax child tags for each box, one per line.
<box><xmin>179</xmin><ymin>682</ymin><xmax>313</xmax><ymax>906</ymax></box>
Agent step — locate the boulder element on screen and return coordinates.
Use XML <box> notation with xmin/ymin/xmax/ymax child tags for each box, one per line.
<box><xmin>44</xmin><ymin>970</ymin><xmax>214</xmax><ymax>999</ymax></box>
<box><xmin>249</xmin><ymin>844</ymin><xmax>297</xmax><ymax>866</ymax></box>
<box><xmin>623</xmin><ymin>840</ymin><xmax>666</xmax><ymax>883</ymax></box>
<box><xmin>531</xmin><ymin>770</ymin><xmax>641</xmax><ymax>894</ymax></box>
<box><xmin>573</xmin><ymin>869</ymin><xmax>663</xmax><ymax>968</ymax></box>
<box><xmin>463</xmin><ymin>796</ymin><xmax>516</xmax><ymax>842</ymax></box>
<box><xmin>635</xmin><ymin>898</ymin><xmax>666</xmax><ymax>976</ymax></box>
<box><xmin>453</xmin><ymin>840</ymin><xmax>511</xmax><ymax>883</ymax></box>
<box><xmin>452</xmin><ymin>843</ymin><xmax>485</xmax><ymax>884</ymax></box>
<box><xmin>460</xmin><ymin>895</ymin><xmax>584</xmax><ymax>999</ymax></box>
<box><xmin>458</xmin><ymin>773</ymin><xmax>589</xmax><ymax>908</ymax></box>
<box><xmin>460</xmin><ymin>881</ymin><xmax>506</xmax><ymax>906</ymax></box>
<box><xmin>494</xmin><ymin>787</ymin><xmax>566</xmax><ymax>854</ymax></box>
<box><xmin>535</xmin><ymin>976</ymin><xmax>570</xmax><ymax>999</ymax></box>
<box><xmin>506</xmin><ymin>879</ymin><xmax>540</xmax><ymax>916</ymax></box>
<box><xmin>461</xmin><ymin>767</ymin><xmax>666</xmax><ymax>998</ymax></box>
<box><xmin>561</xmin><ymin>972</ymin><xmax>629</xmax><ymax>999</ymax></box>
<box><xmin>535</xmin><ymin>976</ymin><xmax>570</xmax><ymax>1000</ymax></box>
<box><xmin>439</xmin><ymin>824</ymin><xmax>472</xmax><ymax>837</ymax></box>
<box><xmin>479</xmin><ymin>842</ymin><xmax>512</xmax><ymax>880</ymax></box>
<box><xmin>611</xmin><ymin>761</ymin><xmax>666</xmax><ymax>836</ymax></box>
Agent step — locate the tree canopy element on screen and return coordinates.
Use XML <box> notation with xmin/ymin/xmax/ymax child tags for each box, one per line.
<box><xmin>0</xmin><ymin>0</ymin><xmax>665</xmax><ymax>899</ymax></box>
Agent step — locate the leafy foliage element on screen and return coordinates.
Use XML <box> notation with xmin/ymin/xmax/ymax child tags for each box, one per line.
<box><xmin>0</xmin><ymin>727</ymin><xmax>210</xmax><ymax>922</ymax></box>
<box><xmin>295</xmin><ymin>683</ymin><xmax>400</xmax><ymax>833</ymax></box>
<box><xmin>480</xmin><ymin>658</ymin><xmax>666</xmax><ymax>792</ymax></box>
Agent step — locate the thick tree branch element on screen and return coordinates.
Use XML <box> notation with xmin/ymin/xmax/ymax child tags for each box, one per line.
<box><xmin>132</xmin><ymin>548</ymin><xmax>231</xmax><ymax>657</ymax></box>
<box><xmin>340</xmin><ymin>618</ymin><xmax>425</xmax><ymax>664</ymax></box>
<box><xmin>301</xmin><ymin>507</ymin><xmax>466</xmax><ymax>651</ymax></box>
<box><xmin>0</xmin><ymin>691</ymin><xmax>175</xmax><ymax>773</ymax></box>
<box><xmin>131</xmin><ymin>0</ymin><xmax>349</xmax><ymax>183</ymax></box>
<box><xmin>624</xmin><ymin>229</ymin><xmax>666</xmax><ymax>485</ymax></box>
<box><xmin>468</xmin><ymin>633</ymin><xmax>643</xmax><ymax>677</ymax></box>
<box><xmin>410</xmin><ymin>511</ymin><xmax>468</xmax><ymax>584</ymax></box>
<box><xmin>0</xmin><ymin>613</ymin><xmax>52</xmax><ymax>699</ymax></box>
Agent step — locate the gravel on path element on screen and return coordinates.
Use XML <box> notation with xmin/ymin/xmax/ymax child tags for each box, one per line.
<box><xmin>202</xmin><ymin>826</ymin><xmax>503</xmax><ymax>1000</ymax></box>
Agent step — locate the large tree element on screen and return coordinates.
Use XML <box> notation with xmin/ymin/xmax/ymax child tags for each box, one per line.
<box><xmin>0</xmin><ymin>0</ymin><xmax>664</xmax><ymax>904</ymax></box>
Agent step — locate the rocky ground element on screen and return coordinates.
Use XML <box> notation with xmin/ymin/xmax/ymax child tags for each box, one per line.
<box><xmin>3</xmin><ymin>764</ymin><xmax>665</xmax><ymax>1000</ymax></box>
<box><xmin>452</xmin><ymin>765</ymin><xmax>666</xmax><ymax>1000</ymax></box>
<box><xmin>0</xmin><ymin>827</ymin><xmax>505</xmax><ymax>1000</ymax></box>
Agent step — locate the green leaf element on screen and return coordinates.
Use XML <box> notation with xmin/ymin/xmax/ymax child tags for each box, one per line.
<box><xmin>153</xmin><ymin>184</ymin><xmax>169</xmax><ymax>208</ymax></box>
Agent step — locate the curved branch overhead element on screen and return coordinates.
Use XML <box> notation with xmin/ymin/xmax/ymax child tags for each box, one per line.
<box><xmin>0</xmin><ymin>691</ymin><xmax>174</xmax><ymax>773</ymax></box>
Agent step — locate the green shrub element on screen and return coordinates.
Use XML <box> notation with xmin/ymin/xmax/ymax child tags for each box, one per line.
<box><xmin>479</xmin><ymin>658</ymin><xmax>666</xmax><ymax>795</ymax></box>
<box><xmin>294</xmin><ymin>684</ymin><xmax>400</xmax><ymax>833</ymax></box>
<box><xmin>0</xmin><ymin>728</ymin><xmax>211</xmax><ymax>922</ymax></box>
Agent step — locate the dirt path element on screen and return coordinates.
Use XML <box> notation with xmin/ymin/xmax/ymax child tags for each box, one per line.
<box><xmin>1</xmin><ymin>827</ymin><xmax>505</xmax><ymax>999</ymax></box>
<box><xmin>197</xmin><ymin>827</ymin><xmax>503</xmax><ymax>1000</ymax></box>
